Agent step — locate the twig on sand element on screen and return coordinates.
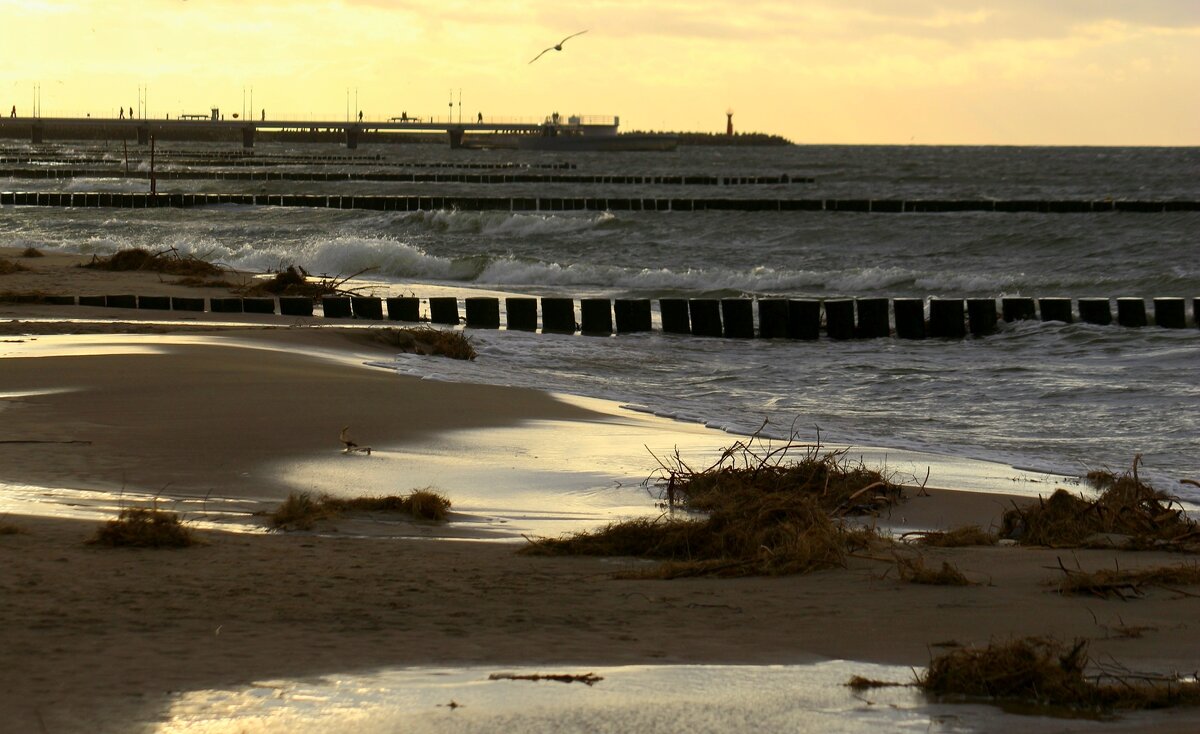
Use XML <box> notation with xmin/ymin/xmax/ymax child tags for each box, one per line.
<box><xmin>488</xmin><ymin>672</ymin><xmax>603</xmax><ymax>686</ymax></box>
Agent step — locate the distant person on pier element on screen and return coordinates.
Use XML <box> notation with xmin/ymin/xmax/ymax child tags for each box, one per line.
<box><xmin>119</xmin><ymin>107</ymin><xmax>124</xmax><ymax>119</ymax></box>
<box><xmin>477</xmin><ymin>112</ymin><xmax>483</xmax><ymax>123</ymax></box>
<box><xmin>261</xmin><ymin>109</ymin><xmax>265</xmax><ymax>121</ymax></box>
<box><xmin>10</xmin><ymin>105</ymin><xmax>15</xmax><ymax>118</ymax></box>
<box><xmin>358</xmin><ymin>110</ymin><xmax>363</xmax><ymax>122</ymax></box>
<box><xmin>129</xmin><ymin>106</ymin><xmax>134</xmax><ymax>119</ymax></box>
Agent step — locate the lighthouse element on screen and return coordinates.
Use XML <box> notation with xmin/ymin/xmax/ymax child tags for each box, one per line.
<box><xmin>726</xmin><ymin>108</ymin><xmax>734</xmax><ymax>136</ymax></box>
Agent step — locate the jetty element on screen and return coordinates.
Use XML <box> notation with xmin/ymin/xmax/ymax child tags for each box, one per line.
<box><xmin>0</xmin><ymin>114</ymin><xmax>547</xmax><ymax>149</ymax></box>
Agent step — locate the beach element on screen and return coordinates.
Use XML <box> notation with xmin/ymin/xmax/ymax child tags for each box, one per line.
<box><xmin>3</xmin><ymin>254</ymin><xmax>1200</xmax><ymax>733</ymax></box>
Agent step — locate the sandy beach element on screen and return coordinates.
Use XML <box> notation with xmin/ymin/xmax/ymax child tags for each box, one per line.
<box><xmin>4</xmin><ymin>250</ymin><xmax>1200</xmax><ymax>732</ymax></box>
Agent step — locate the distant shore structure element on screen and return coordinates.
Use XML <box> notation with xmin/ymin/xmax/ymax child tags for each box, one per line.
<box><xmin>727</xmin><ymin>109</ymin><xmax>734</xmax><ymax>136</ymax></box>
<box><xmin>0</xmin><ymin>111</ymin><xmax>681</xmax><ymax>151</ymax></box>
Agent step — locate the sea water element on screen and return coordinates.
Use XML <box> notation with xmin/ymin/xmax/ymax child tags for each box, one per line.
<box><xmin>2</xmin><ymin>142</ymin><xmax>1197</xmax><ymax>497</ymax></box>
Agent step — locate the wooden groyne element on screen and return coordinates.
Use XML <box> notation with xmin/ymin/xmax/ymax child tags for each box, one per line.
<box><xmin>2</xmin><ymin>191</ymin><xmax>1197</xmax><ymax>213</ymax></box>
<box><xmin>20</xmin><ymin>294</ymin><xmax>1199</xmax><ymax>336</ymax></box>
<box><xmin>0</xmin><ymin>169</ymin><xmax>810</xmax><ymax>186</ymax></box>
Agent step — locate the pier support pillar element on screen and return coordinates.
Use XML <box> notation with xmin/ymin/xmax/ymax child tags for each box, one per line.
<box><xmin>448</xmin><ymin>129</ymin><xmax>465</xmax><ymax>149</ymax></box>
<box><xmin>242</xmin><ymin>126</ymin><xmax>256</xmax><ymax>148</ymax></box>
<box><xmin>345</xmin><ymin>125</ymin><xmax>360</xmax><ymax>149</ymax></box>
<box><xmin>136</xmin><ymin>126</ymin><xmax>149</xmax><ymax>145</ymax></box>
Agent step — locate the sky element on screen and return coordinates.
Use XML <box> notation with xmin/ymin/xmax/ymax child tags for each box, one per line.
<box><xmin>2</xmin><ymin>0</ymin><xmax>1198</xmax><ymax>145</ymax></box>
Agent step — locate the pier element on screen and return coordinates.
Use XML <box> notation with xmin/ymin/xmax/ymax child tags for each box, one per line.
<box><xmin>0</xmin><ymin>115</ymin><xmax>547</xmax><ymax>149</ymax></box>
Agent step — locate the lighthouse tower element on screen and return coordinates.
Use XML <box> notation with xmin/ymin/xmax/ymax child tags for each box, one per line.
<box><xmin>726</xmin><ymin>108</ymin><xmax>734</xmax><ymax>136</ymax></box>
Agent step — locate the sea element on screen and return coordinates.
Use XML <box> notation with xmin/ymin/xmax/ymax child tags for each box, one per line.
<box><xmin>2</xmin><ymin>141</ymin><xmax>1198</xmax><ymax>500</ymax></box>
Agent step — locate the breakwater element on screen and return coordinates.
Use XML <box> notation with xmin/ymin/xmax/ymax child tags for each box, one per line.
<box><xmin>3</xmin><ymin>191</ymin><xmax>1197</xmax><ymax>213</ymax></box>
<box><xmin>0</xmin><ymin>169</ymin><xmax>808</xmax><ymax>186</ymax></box>
<box><xmin>19</xmin><ymin>294</ymin><xmax>1198</xmax><ymax>335</ymax></box>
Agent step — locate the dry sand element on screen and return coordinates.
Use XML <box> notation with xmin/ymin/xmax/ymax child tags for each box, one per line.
<box><xmin>3</xmin><ymin>251</ymin><xmax>1200</xmax><ymax>732</ymax></box>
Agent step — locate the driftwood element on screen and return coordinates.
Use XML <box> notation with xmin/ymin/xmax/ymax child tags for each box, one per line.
<box><xmin>488</xmin><ymin>672</ymin><xmax>603</xmax><ymax>686</ymax></box>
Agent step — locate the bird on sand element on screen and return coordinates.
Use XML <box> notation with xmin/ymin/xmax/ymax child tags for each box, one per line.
<box><xmin>529</xmin><ymin>30</ymin><xmax>588</xmax><ymax>64</ymax></box>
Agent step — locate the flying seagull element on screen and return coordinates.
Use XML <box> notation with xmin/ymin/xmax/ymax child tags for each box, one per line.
<box><xmin>529</xmin><ymin>30</ymin><xmax>588</xmax><ymax>64</ymax></box>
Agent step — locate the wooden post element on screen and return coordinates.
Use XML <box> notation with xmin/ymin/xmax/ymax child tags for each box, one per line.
<box><xmin>787</xmin><ymin>300</ymin><xmax>820</xmax><ymax>340</ymax></box>
<box><xmin>279</xmin><ymin>297</ymin><xmax>314</xmax><ymax>316</ymax></box>
<box><xmin>720</xmin><ymin>299</ymin><xmax>754</xmax><ymax>338</ymax></box>
<box><xmin>1152</xmin><ymin>298</ymin><xmax>1186</xmax><ymax>329</ymax></box>
<box><xmin>1117</xmin><ymin>298</ymin><xmax>1147</xmax><ymax>328</ymax></box>
<box><xmin>824</xmin><ymin>299</ymin><xmax>854</xmax><ymax>340</ymax></box>
<box><xmin>757</xmin><ymin>299</ymin><xmax>789</xmax><ymax>339</ymax></box>
<box><xmin>505</xmin><ymin>297</ymin><xmax>538</xmax><ymax>331</ymax></box>
<box><xmin>966</xmin><ymin>298</ymin><xmax>998</xmax><ymax>336</ymax></box>
<box><xmin>385</xmin><ymin>296</ymin><xmax>420</xmax><ymax>322</ymax></box>
<box><xmin>1038</xmin><ymin>298</ymin><xmax>1073</xmax><ymax>324</ymax></box>
<box><xmin>540</xmin><ymin>297</ymin><xmax>576</xmax><ymax>333</ymax></box>
<box><xmin>465</xmin><ymin>297</ymin><xmax>500</xmax><ymax>328</ymax></box>
<box><xmin>321</xmin><ymin>296</ymin><xmax>351</xmax><ymax>318</ymax></box>
<box><xmin>855</xmin><ymin>298</ymin><xmax>890</xmax><ymax>338</ymax></box>
<box><xmin>580</xmin><ymin>299</ymin><xmax>613</xmax><ymax>335</ymax></box>
<box><xmin>1002</xmin><ymin>297</ymin><xmax>1036</xmax><ymax>322</ymax></box>
<box><xmin>929</xmin><ymin>298</ymin><xmax>966</xmax><ymax>338</ymax></box>
<box><xmin>350</xmin><ymin>296</ymin><xmax>382</xmax><ymax>320</ymax></box>
<box><xmin>659</xmin><ymin>299</ymin><xmax>691</xmax><ymax>334</ymax></box>
<box><xmin>428</xmin><ymin>296</ymin><xmax>460</xmax><ymax>325</ymax></box>
<box><xmin>893</xmin><ymin>298</ymin><xmax>925</xmax><ymax>339</ymax></box>
<box><xmin>1078</xmin><ymin>298</ymin><xmax>1112</xmax><ymax>325</ymax></box>
<box><xmin>614</xmin><ymin>299</ymin><xmax>652</xmax><ymax>333</ymax></box>
<box><xmin>689</xmin><ymin>299</ymin><xmax>723</xmax><ymax>337</ymax></box>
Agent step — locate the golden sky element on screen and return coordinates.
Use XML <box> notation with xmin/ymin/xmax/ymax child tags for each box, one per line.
<box><xmin>3</xmin><ymin>0</ymin><xmax>1198</xmax><ymax>144</ymax></box>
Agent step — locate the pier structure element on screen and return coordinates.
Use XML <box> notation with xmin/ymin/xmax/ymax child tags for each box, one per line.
<box><xmin>0</xmin><ymin>115</ymin><xmax>547</xmax><ymax>149</ymax></box>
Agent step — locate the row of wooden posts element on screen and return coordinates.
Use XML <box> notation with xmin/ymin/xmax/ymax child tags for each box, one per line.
<box><xmin>0</xmin><ymin>169</ymin><xmax>807</xmax><ymax>186</ymax></box>
<box><xmin>3</xmin><ymin>191</ymin><xmax>1198</xmax><ymax>213</ymax></box>
<box><xmin>41</xmin><ymin>294</ymin><xmax>1199</xmax><ymax>337</ymax></box>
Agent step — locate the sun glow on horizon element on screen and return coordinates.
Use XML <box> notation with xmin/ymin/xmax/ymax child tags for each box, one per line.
<box><xmin>1</xmin><ymin>0</ymin><xmax>1198</xmax><ymax>145</ymax></box>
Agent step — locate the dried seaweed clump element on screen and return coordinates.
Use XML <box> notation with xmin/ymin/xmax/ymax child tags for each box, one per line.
<box><xmin>20</xmin><ymin>247</ymin><xmax>44</xmax><ymax>258</ymax></box>
<box><xmin>920</xmin><ymin>637</ymin><xmax>1200</xmax><ymax>711</ymax></box>
<box><xmin>1053</xmin><ymin>561</ymin><xmax>1200</xmax><ymax>599</ymax></box>
<box><xmin>0</xmin><ymin>258</ymin><xmax>29</xmax><ymax>275</ymax></box>
<box><xmin>895</xmin><ymin>557</ymin><xmax>973</xmax><ymax>586</ymax></box>
<box><xmin>89</xmin><ymin>508</ymin><xmax>195</xmax><ymax>548</ymax></box>
<box><xmin>1001</xmin><ymin>463</ymin><xmax>1197</xmax><ymax>549</ymax></box>
<box><xmin>368</xmin><ymin>327</ymin><xmax>476</xmax><ymax>360</ymax></box>
<box><xmin>269</xmin><ymin>490</ymin><xmax>452</xmax><ymax>530</ymax></box>
<box><xmin>241</xmin><ymin>265</ymin><xmax>336</xmax><ymax>298</ymax></box>
<box><xmin>83</xmin><ymin>247</ymin><xmax>224</xmax><ymax>276</ymax></box>
<box><xmin>521</xmin><ymin>439</ymin><xmax>894</xmax><ymax>578</ymax></box>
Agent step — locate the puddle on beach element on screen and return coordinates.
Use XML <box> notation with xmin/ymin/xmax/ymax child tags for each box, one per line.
<box><xmin>152</xmin><ymin>662</ymin><xmax>1195</xmax><ymax>734</ymax></box>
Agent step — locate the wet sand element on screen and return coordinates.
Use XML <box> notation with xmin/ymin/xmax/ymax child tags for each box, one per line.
<box><xmin>3</xmin><ymin>253</ymin><xmax>1200</xmax><ymax>732</ymax></box>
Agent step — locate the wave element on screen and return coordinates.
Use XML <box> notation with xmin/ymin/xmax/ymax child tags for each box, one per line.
<box><xmin>388</xmin><ymin>209</ymin><xmax>617</xmax><ymax>238</ymax></box>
